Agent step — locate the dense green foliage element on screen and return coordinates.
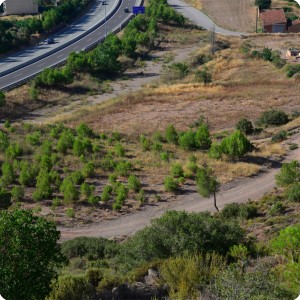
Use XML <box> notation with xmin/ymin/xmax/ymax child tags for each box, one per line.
<box><xmin>236</xmin><ymin>118</ymin><xmax>254</xmax><ymax>135</ymax></box>
<box><xmin>255</xmin><ymin>0</ymin><xmax>272</xmax><ymax>9</ymax></box>
<box><xmin>220</xmin><ymin>130</ymin><xmax>253</xmax><ymax>160</ymax></box>
<box><xmin>257</xmin><ymin>109</ymin><xmax>289</xmax><ymax>127</ymax></box>
<box><xmin>0</xmin><ymin>210</ymin><xmax>65</xmax><ymax>300</ymax></box>
<box><xmin>119</xmin><ymin>211</ymin><xmax>245</xmax><ymax>270</ymax></box>
<box><xmin>0</xmin><ymin>0</ymin><xmax>93</xmax><ymax>53</ymax></box>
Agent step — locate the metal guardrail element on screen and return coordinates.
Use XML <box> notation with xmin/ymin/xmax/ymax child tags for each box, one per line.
<box><xmin>1</xmin><ymin>0</ymin><xmax>142</xmax><ymax>92</ymax></box>
<box><xmin>0</xmin><ymin>0</ymin><xmax>122</xmax><ymax>91</ymax></box>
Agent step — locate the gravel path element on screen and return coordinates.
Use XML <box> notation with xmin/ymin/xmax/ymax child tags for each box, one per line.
<box><xmin>60</xmin><ymin>132</ymin><xmax>300</xmax><ymax>241</ymax></box>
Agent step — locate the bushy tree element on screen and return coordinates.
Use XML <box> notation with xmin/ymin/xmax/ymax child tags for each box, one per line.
<box><xmin>178</xmin><ymin>130</ymin><xmax>195</xmax><ymax>150</ymax></box>
<box><xmin>80</xmin><ymin>182</ymin><xmax>95</xmax><ymax>201</ymax></box>
<box><xmin>0</xmin><ymin>130</ymin><xmax>9</xmax><ymax>151</ymax></box>
<box><xmin>57</xmin><ymin>130</ymin><xmax>75</xmax><ymax>154</ymax></box>
<box><xmin>76</xmin><ymin>123</ymin><xmax>94</xmax><ymax>138</ymax></box>
<box><xmin>82</xmin><ymin>162</ymin><xmax>95</xmax><ymax>178</ymax></box>
<box><xmin>275</xmin><ymin>160</ymin><xmax>300</xmax><ymax>187</ymax></box>
<box><xmin>11</xmin><ymin>186</ymin><xmax>25</xmax><ymax>202</ymax></box>
<box><xmin>236</xmin><ymin>118</ymin><xmax>254</xmax><ymax>135</ymax></box>
<box><xmin>115</xmin><ymin>161</ymin><xmax>132</xmax><ymax>177</ymax></box>
<box><xmin>47</xmin><ymin>274</ymin><xmax>94</xmax><ymax>300</ymax></box>
<box><xmin>257</xmin><ymin>109</ymin><xmax>289</xmax><ymax>127</ymax></box>
<box><xmin>33</xmin><ymin>168</ymin><xmax>52</xmax><ymax>201</ymax></box>
<box><xmin>287</xmin><ymin>183</ymin><xmax>300</xmax><ymax>202</ymax></box>
<box><xmin>127</xmin><ymin>175</ymin><xmax>141</xmax><ymax>192</ymax></box>
<box><xmin>60</xmin><ymin>177</ymin><xmax>79</xmax><ymax>203</ymax></box>
<box><xmin>165</xmin><ymin>124</ymin><xmax>178</xmax><ymax>144</ymax></box>
<box><xmin>164</xmin><ymin>176</ymin><xmax>179</xmax><ymax>193</ymax></box>
<box><xmin>255</xmin><ymin>0</ymin><xmax>271</xmax><ymax>9</ymax></box>
<box><xmin>220</xmin><ymin>131</ymin><xmax>253</xmax><ymax>160</ymax></box>
<box><xmin>5</xmin><ymin>143</ymin><xmax>23</xmax><ymax>159</ymax></box>
<box><xmin>1</xmin><ymin>160</ymin><xmax>14</xmax><ymax>186</ymax></box>
<box><xmin>119</xmin><ymin>211</ymin><xmax>245</xmax><ymax>270</ymax></box>
<box><xmin>195</xmin><ymin>124</ymin><xmax>212</xmax><ymax>150</ymax></box>
<box><xmin>170</xmin><ymin>163</ymin><xmax>184</xmax><ymax>178</ymax></box>
<box><xmin>73</xmin><ymin>139</ymin><xmax>85</xmax><ymax>157</ymax></box>
<box><xmin>271</xmin><ymin>224</ymin><xmax>300</xmax><ymax>263</ymax></box>
<box><xmin>0</xmin><ymin>210</ymin><xmax>65</xmax><ymax>300</ymax></box>
<box><xmin>19</xmin><ymin>161</ymin><xmax>37</xmax><ymax>187</ymax></box>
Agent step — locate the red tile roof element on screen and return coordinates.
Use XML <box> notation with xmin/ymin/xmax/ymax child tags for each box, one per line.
<box><xmin>260</xmin><ymin>9</ymin><xmax>286</xmax><ymax>25</ymax></box>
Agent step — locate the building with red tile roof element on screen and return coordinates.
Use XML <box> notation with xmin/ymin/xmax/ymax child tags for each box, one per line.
<box><xmin>260</xmin><ymin>9</ymin><xmax>287</xmax><ymax>33</ymax></box>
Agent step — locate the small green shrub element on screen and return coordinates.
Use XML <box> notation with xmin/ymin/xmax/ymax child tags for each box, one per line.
<box><xmin>257</xmin><ymin>109</ymin><xmax>289</xmax><ymax>127</ymax></box>
<box><xmin>82</xmin><ymin>162</ymin><xmax>95</xmax><ymax>178</ymax></box>
<box><xmin>165</xmin><ymin>125</ymin><xmax>178</xmax><ymax>144</ymax></box>
<box><xmin>164</xmin><ymin>176</ymin><xmax>179</xmax><ymax>193</ymax></box>
<box><xmin>271</xmin><ymin>130</ymin><xmax>287</xmax><ymax>143</ymax></box>
<box><xmin>287</xmin><ymin>183</ymin><xmax>300</xmax><ymax>202</ymax></box>
<box><xmin>160</xmin><ymin>151</ymin><xmax>170</xmax><ymax>162</ymax></box>
<box><xmin>11</xmin><ymin>186</ymin><xmax>25</xmax><ymax>202</ymax></box>
<box><xmin>195</xmin><ymin>67</ymin><xmax>212</xmax><ymax>84</ymax></box>
<box><xmin>114</xmin><ymin>143</ymin><xmax>125</xmax><ymax>157</ymax></box>
<box><xmin>236</xmin><ymin>118</ymin><xmax>254</xmax><ymax>135</ymax></box>
<box><xmin>66</xmin><ymin>208</ymin><xmax>75</xmax><ymax>218</ymax></box>
<box><xmin>289</xmin><ymin>143</ymin><xmax>298</xmax><ymax>150</ymax></box>
<box><xmin>26</xmin><ymin>131</ymin><xmax>42</xmax><ymax>146</ymax></box>
<box><xmin>115</xmin><ymin>161</ymin><xmax>132</xmax><ymax>177</ymax></box>
<box><xmin>101</xmin><ymin>185</ymin><xmax>112</xmax><ymax>202</ymax></box>
<box><xmin>178</xmin><ymin>130</ymin><xmax>195</xmax><ymax>150</ymax></box>
<box><xmin>140</xmin><ymin>135</ymin><xmax>152</xmax><ymax>151</ymax></box>
<box><xmin>128</xmin><ymin>175</ymin><xmax>141</xmax><ymax>192</ymax></box>
<box><xmin>269</xmin><ymin>201</ymin><xmax>285</xmax><ymax>216</ymax></box>
<box><xmin>170</xmin><ymin>163</ymin><xmax>184</xmax><ymax>178</ymax></box>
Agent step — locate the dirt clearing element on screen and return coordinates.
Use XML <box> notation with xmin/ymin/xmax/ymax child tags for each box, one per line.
<box><xmin>199</xmin><ymin>0</ymin><xmax>256</xmax><ymax>32</ymax></box>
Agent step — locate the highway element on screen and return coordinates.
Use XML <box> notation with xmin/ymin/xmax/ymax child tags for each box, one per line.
<box><xmin>0</xmin><ymin>0</ymin><xmax>139</xmax><ymax>91</ymax></box>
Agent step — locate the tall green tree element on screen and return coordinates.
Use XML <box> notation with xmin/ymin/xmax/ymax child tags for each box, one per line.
<box><xmin>0</xmin><ymin>210</ymin><xmax>65</xmax><ymax>300</ymax></box>
<box><xmin>196</xmin><ymin>167</ymin><xmax>220</xmax><ymax>211</ymax></box>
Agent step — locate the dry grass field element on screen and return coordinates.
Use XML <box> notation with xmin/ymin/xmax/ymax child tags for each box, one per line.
<box><xmin>66</xmin><ymin>36</ymin><xmax>300</xmax><ymax>137</ymax></box>
<box><xmin>199</xmin><ymin>0</ymin><xmax>257</xmax><ymax>32</ymax></box>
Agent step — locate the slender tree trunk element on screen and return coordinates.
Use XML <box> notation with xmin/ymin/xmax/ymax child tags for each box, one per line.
<box><xmin>213</xmin><ymin>190</ymin><xmax>219</xmax><ymax>212</ymax></box>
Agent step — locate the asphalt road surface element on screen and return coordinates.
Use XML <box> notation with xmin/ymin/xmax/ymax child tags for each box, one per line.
<box><xmin>0</xmin><ymin>0</ymin><xmax>139</xmax><ymax>90</ymax></box>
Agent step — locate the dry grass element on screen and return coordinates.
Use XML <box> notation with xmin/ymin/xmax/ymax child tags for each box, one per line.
<box><xmin>199</xmin><ymin>0</ymin><xmax>257</xmax><ymax>32</ymax></box>
<box><xmin>183</xmin><ymin>0</ymin><xmax>202</xmax><ymax>10</ymax></box>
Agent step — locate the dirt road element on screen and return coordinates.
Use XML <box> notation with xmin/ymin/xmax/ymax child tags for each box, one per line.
<box><xmin>60</xmin><ymin>132</ymin><xmax>300</xmax><ymax>241</ymax></box>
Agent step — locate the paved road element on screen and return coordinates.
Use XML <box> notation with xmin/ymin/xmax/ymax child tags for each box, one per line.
<box><xmin>0</xmin><ymin>0</ymin><xmax>118</xmax><ymax>77</ymax></box>
<box><xmin>0</xmin><ymin>0</ymin><xmax>139</xmax><ymax>90</ymax></box>
<box><xmin>60</xmin><ymin>132</ymin><xmax>300</xmax><ymax>241</ymax></box>
<box><xmin>168</xmin><ymin>0</ymin><xmax>245</xmax><ymax>36</ymax></box>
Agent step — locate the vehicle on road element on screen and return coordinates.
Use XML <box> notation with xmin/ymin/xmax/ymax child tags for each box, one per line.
<box><xmin>124</xmin><ymin>7</ymin><xmax>129</xmax><ymax>12</ymax></box>
<box><xmin>45</xmin><ymin>38</ymin><xmax>55</xmax><ymax>44</ymax></box>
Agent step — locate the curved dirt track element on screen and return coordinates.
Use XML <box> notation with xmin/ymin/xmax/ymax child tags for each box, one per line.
<box><xmin>60</xmin><ymin>132</ymin><xmax>300</xmax><ymax>241</ymax></box>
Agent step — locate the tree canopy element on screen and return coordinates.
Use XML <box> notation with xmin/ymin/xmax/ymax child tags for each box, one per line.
<box><xmin>0</xmin><ymin>210</ymin><xmax>65</xmax><ymax>300</ymax></box>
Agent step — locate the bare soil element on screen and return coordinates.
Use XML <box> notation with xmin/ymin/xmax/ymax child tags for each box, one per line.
<box><xmin>199</xmin><ymin>0</ymin><xmax>257</xmax><ymax>32</ymax></box>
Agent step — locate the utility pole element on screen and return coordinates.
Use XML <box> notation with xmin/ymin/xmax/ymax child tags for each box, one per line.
<box><xmin>209</xmin><ymin>25</ymin><xmax>215</xmax><ymax>55</ymax></box>
<box><xmin>256</xmin><ymin>6</ymin><xmax>259</xmax><ymax>33</ymax></box>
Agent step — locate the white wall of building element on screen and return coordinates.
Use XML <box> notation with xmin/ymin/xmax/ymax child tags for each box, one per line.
<box><xmin>4</xmin><ymin>0</ymin><xmax>38</xmax><ymax>15</ymax></box>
